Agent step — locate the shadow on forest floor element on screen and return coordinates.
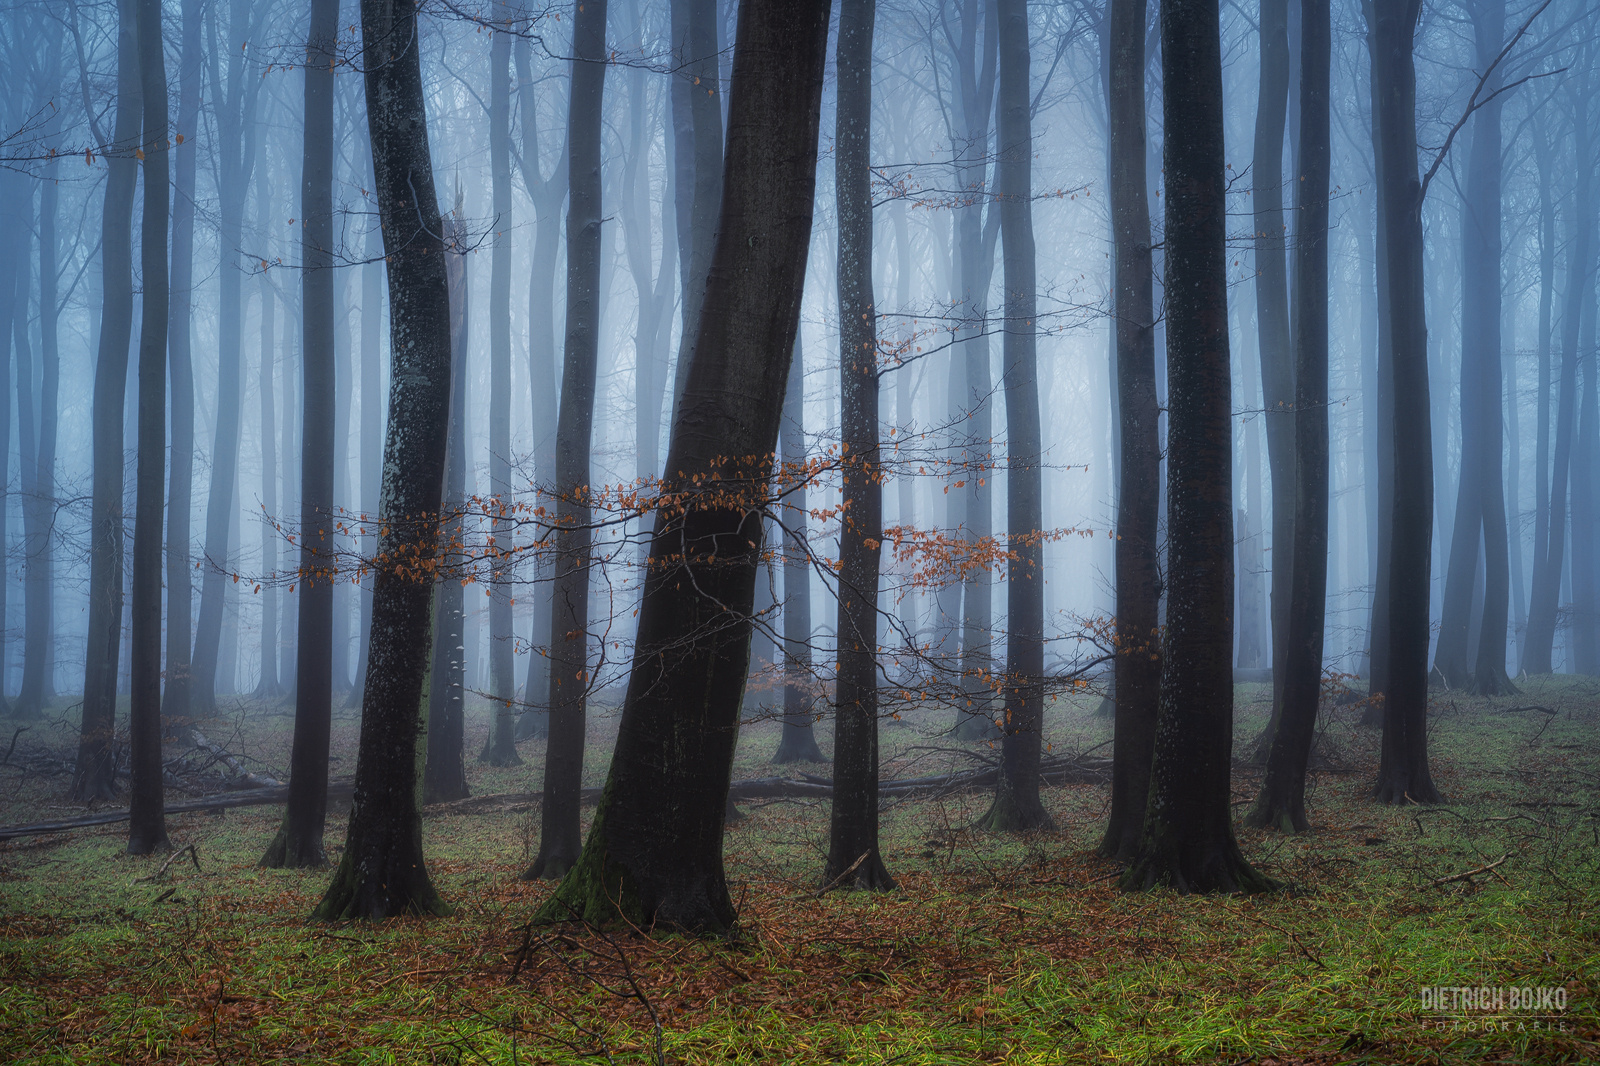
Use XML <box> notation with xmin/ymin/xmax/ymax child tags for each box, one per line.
<box><xmin>2</xmin><ymin>676</ymin><xmax>1598</xmax><ymax>1063</ymax></box>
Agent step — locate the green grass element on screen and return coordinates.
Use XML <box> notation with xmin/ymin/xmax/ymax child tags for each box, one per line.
<box><xmin>2</xmin><ymin>676</ymin><xmax>1598</xmax><ymax>1063</ymax></box>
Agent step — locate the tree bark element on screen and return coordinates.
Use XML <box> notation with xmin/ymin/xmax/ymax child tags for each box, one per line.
<box><xmin>1370</xmin><ymin>0</ymin><xmax>1441</xmax><ymax>805</ymax></box>
<box><xmin>261</xmin><ymin>0</ymin><xmax>340</xmax><ymax>870</ymax></box>
<box><xmin>823</xmin><ymin>0</ymin><xmax>895</xmax><ymax>891</ymax></box>
<box><xmin>1247</xmin><ymin>0</ymin><xmax>1330</xmax><ymax>835</ymax></box>
<box><xmin>127</xmin><ymin>0</ymin><xmax>172</xmax><ymax>857</ymax></box>
<box><xmin>1120</xmin><ymin>0</ymin><xmax>1272</xmax><ymax>893</ymax></box>
<box><xmin>527</xmin><ymin>0</ymin><xmax>608</xmax><ymax>880</ymax></box>
<box><xmin>74</xmin><ymin>0</ymin><xmax>141</xmax><ymax>803</ymax></box>
<box><xmin>313</xmin><ymin>0</ymin><xmax>457</xmax><ymax>921</ymax></box>
<box><xmin>1097</xmin><ymin>0</ymin><xmax>1159</xmax><ymax>861</ymax></box>
<box><xmin>533</xmin><ymin>0</ymin><xmax>832</xmax><ymax>934</ymax></box>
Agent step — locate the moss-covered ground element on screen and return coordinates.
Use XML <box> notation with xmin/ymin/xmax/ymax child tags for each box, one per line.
<box><xmin>2</xmin><ymin>676</ymin><xmax>1597</xmax><ymax>1063</ymax></box>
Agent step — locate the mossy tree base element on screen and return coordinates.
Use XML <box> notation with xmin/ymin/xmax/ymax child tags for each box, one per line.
<box><xmin>477</xmin><ymin>737</ymin><xmax>523</xmax><ymax>767</ymax></box>
<box><xmin>1243</xmin><ymin>790</ymin><xmax>1309</xmax><ymax>834</ymax></box>
<box><xmin>126</xmin><ymin>830</ymin><xmax>172</xmax><ymax>857</ymax></box>
<box><xmin>1119</xmin><ymin>835</ymin><xmax>1278</xmax><ymax>895</ymax></box>
<box><xmin>771</xmin><ymin>729</ymin><xmax>825</xmax><ymax>764</ymax></box>
<box><xmin>312</xmin><ymin>845</ymin><xmax>451</xmax><ymax>921</ymax></box>
<box><xmin>820</xmin><ymin>849</ymin><xmax>897</xmax><ymax>893</ymax></box>
<box><xmin>259</xmin><ymin>828</ymin><xmax>327</xmax><ymax>869</ymax></box>
<box><xmin>949</xmin><ymin>711</ymin><xmax>1000</xmax><ymax>742</ymax></box>
<box><xmin>977</xmin><ymin>786</ymin><xmax>1054</xmax><ymax>833</ymax></box>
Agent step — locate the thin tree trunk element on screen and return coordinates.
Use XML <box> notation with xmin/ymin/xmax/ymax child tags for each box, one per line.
<box><xmin>14</xmin><ymin>190</ymin><xmax>43</xmax><ymax>719</ymax></box>
<box><xmin>527</xmin><ymin>0</ymin><xmax>608</xmax><ymax>881</ymax></box>
<box><xmin>160</xmin><ymin>0</ymin><xmax>201</xmax><ymax>727</ymax></box>
<box><xmin>1097</xmin><ymin>0</ymin><xmax>1159</xmax><ymax>861</ymax></box>
<box><xmin>1121</xmin><ymin>0</ymin><xmax>1272</xmax><ymax>894</ymax></box>
<box><xmin>774</xmin><ymin>335</ymin><xmax>824</xmax><ymax>764</ymax></box>
<box><xmin>824</xmin><ymin>0</ymin><xmax>895</xmax><ymax>890</ymax></box>
<box><xmin>127</xmin><ymin>0</ymin><xmax>172</xmax><ymax>857</ymax></box>
<box><xmin>74</xmin><ymin>0</ymin><xmax>141</xmax><ymax>801</ymax></box>
<box><xmin>979</xmin><ymin>0</ymin><xmax>1051</xmax><ymax>833</ymax></box>
<box><xmin>533</xmin><ymin>0</ymin><xmax>832</xmax><ymax>933</ymax></box>
<box><xmin>261</xmin><ymin>0</ymin><xmax>340</xmax><ymax>869</ymax></box>
<box><xmin>257</xmin><ymin>252</ymin><xmax>280</xmax><ymax>697</ymax></box>
<box><xmin>349</xmin><ymin>228</ymin><xmax>383</xmax><ymax>703</ymax></box>
<box><xmin>313</xmin><ymin>0</ymin><xmax>457</xmax><ymax>921</ymax></box>
<box><xmin>483</xmin><ymin>8</ymin><xmax>520</xmax><ymax>764</ymax></box>
<box><xmin>0</xmin><ymin>187</ymin><xmax>15</xmax><ymax>720</ymax></box>
<box><xmin>1247</xmin><ymin>0</ymin><xmax>1330</xmax><ymax>834</ymax></box>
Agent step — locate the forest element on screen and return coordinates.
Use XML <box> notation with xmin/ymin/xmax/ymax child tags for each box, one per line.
<box><xmin>1</xmin><ymin>0</ymin><xmax>1597</xmax><ymax>1061</ymax></box>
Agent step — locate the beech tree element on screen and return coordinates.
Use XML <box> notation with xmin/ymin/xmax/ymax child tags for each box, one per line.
<box><xmin>314</xmin><ymin>0</ymin><xmax>457</xmax><ymax>920</ymax></box>
<box><xmin>535</xmin><ymin>0</ymin><xmax>833</xmax><ymax>933</ymax></box>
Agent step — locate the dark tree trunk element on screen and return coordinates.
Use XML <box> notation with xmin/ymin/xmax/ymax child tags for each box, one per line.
<box><xmin>0</xmin><ymin>190</ymin><xmax>14</xmax><ymax>720</ymax></box>
<box><xmin>1370</xmin><ymin>0</ymin><xmax>1440</xmax><ymax>805</ymax></box>
<box><xmin>191</xmin><ymin>0</ymin><xmax>263</xmax><ymax>716</ymax></box>
<box><xmin>313</xmin><ymin>0</ymin><xmax>457</xmax><ymax>921</ymax></box>
<box><xmin>160</xmin><ymin>0</ymin><xmax>201</xmax><ymax>727</ymax></box>
<box><xmin>261</xmin><ymin>0</ymin><xmax>340</xmax><ymax>870</ymax></box>
<box><xmin>823</xmin><ymin>0</ymin><xmax>894</xmax><ymax>891</ymax></box>
<box><xmin>424</xmin><ymin>207</ymin><xmax>472</xmax><ymax>804</ymax></box>
<box><xmin>349</xmin><ymin>229</ymin><xmax>383</xmax><ymax>704</ymax></box>
<box><xmin>773</xmin><ymin>336</ymin><xmax>825</xmax><ymax>764</ymax></box>
<box><xmin>1527</xmin><ymin>128</ymin><xmax>1555</xmax><ymax>667</ymax></box>
<box><xmin>978</xmin><ymin>0</ymin><xmax>1051</xmax><ymax>834</ymax></box>
<box><xmin>534</xmin><ymin>0</ymin><xmax>832</xmax><ymax>934</ymax></box>
<box><xmin>1247</xmin><ymin>0</ymin><xmax>1330</xmax><ymax>835</ymax></box>
<box><xmin>528</xmin><ymin>0</ymin><xmax>608</xmax><ymax>881</ymax></box>
<box><xmin>484</xmin><ymin>11</ymin><xmax>519</xmax><ymax>763</ymax></box>
<box><xmin>127</xmin><ymin>0</ymin><xmax>172</xmax><ymax>857</ymax></box>
<box><xmin>74</xmin><ymin>0</ymin><xmax>141</xmax><ymax>803</ymax></box>
<box><xmin>667</xmin><ymin>0</ymin><xmax>724</xmax><ymax>423</ymax></box>
<box><xmin>514</xmin><ymin>30</ymin><xmax>567</xmax><ymax>742</ymax></box>
<box><xmin>1098</xmin><ymin>0</ymin><xmax>1159</xmax><ymax>861</ymax></box>
<box><xmin>1120</xmin><ymin>0</ymin><xmax>1272</xmax><ymax>894</ymax></box>
<box><xmin>16</xmin><ymin>182</ymin><xmax>52</xmax><ymax>721</ymax></box>
<box><xmin>1252</xmin><ymin>0</ymin><xmax>1294</xmax><ymax>759</ymax></box>
<box><xmin>256</xmin><ymin>229</ymin><xmax>280</xmax><ymax>698</ymax></box>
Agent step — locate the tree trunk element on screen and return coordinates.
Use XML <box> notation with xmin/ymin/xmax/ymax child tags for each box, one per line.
<box><xmin>257</xmin><ymin>234</ymin><xmax>280</xmax><ymax>698</ymax></box>
<box><xmin>127</xmin><ymin>0</ymin><xmax>172</xmax><ymax>857</ymax></box>
<box><xmin>978</xmin><ymin>0</ymin><xmax>1051</xmax><ymax>834</ymax></box>
<box><xmin>823</xmin><ymin>0</ymin><xmax>895</xmax><ymax>891</ymax></box>
<box><xmin>14</xmin><ymin>189</ymin><xmax>45</xmax><ymax>720</ymax></box>
<box><xmin>773</xmin><ymin>335</ymin><xmax>824</xmax><ymax>764</ymax></box>
<box><xmin>1252</xmin><ymin>0</ymin><xmax>1294</xmax><ymax>757</ymax></box>
<box><xmin>948</xmin><ymin>0</ymin><xmax>1000</xmax><ymax>742</ymax></box>
<box><xmin>1096</xmin><ymin>0</ymin><xmax>1159</xmax><ymax>861</ymax></box>
<box><xmin>527</xmin><ymin>0</ymin><xmax>608</xmax><ymax>881</ymax></box>
<box><xmin>74</xmin><ymin>0</ymin><xmax>141</xmax><ymax>803</ymax></box>
<box><xmin>514</xmin><ymin>30</ymin><xmax>567</xmax><ymax>741</ymax></box>
<box><xmin>1120</xmin><ymin>0</ymin><xmax>1272</xmax><ymax>894</ymax></box>
<box><xmin>1370</xmin><ymin>0</ymin><xmax>1440</xmax><ymax>805</ymax></box>
<box><xmin>1247</xmin><ymin>0</ymin><xmax>1330</xmax><ymax>835</ymax></box>
<box><xmin>424</xmin><ymin>206</ymin><xmax>472</xmax><ymax>804</ymax></box>
<box><xmin>261</xmin><ymin>0</ymin><xmax>340</xmax><ymax>870</ymax></box>
<box><xmin>1523</xmin><ymin>106</ymin><xmax>1591</xmax><ymax>674</ymax></box>
<box><xmin>350</xmin><ymin>228</ymin><xmax>383</xmax><ymax>703</ymax></box>
<box><xmin>191</xmin><ymin>0</ymin><xmax>263</xmax><ymax>716</ymax></box>
<box><xmin>313</xmin><ymin>0</ymin><xmax>457</xmax><ymax>921</ymax></box>
<box><xmin>483</xmin><ymin>9</ymin><xmax>520</xmax><ymax>763</ymax></box>
<box><xmin>533</xmin><ymin>0</ymin><xmax>832</xmax><ymax>934</ymax></box>
<box><xmin>0</xmin><ymin>185</ymin><xmax>15</xmax><ymax>720</ymax></box>
<box><xmin>159</xmin><ymin>0</ymin><xmax>201</xmax><ymax>727</ymax></box>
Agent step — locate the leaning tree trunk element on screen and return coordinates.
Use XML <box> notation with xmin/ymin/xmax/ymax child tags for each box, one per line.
<box><xmin>528</xmin><ymin>0</ymin><xmax>608</xmax><ymax>881</ymax></box>
<box><xmin>1370</xmin><ymin>0</ymin><xmax>1441</xmax><ymax>805</ymax></box>
<box><xmin>262</xmin><ymin>0</ymin><xmax>340</xmax><ymax>870</ymax></box>
<box><xmin>127</xmin><ymin>0</ymin><xmax>172</xmax><ymax>857</ymax></box>
<box><xmin>1120</xmin><ymin>0</ymin><xmax>1273</xmax><ymax>894</ymax></box>
<box><xmin>534</xmin><ymin>0</ymin><xmax>833</xmax><ymax>935</ymax></box>
<box><xmin>1247</xmin><ymin>0</ymin><xmax>1330</xmax><ymax>835</ymax></box>
<box><xmin>773</xmin><ymin>335</ymin><xmax>825</xmax><ymax>764</ymax></box>
<box><xmin>313</xmin><ymin>0</ymin><xmax>456</xmax><ymax>921</ymax></box>
<box><xmin>1251</xmin><ymin>0</ymin><xmax>1294</xmax><ymax>760</ymax></box>
<box><xmin>979</xmin><ymin>0</ymin><xmax>1051</xmax><ymax>834</ymax></box>
<box><xmin>160</xmin><ymin>0</ymin><xmax>202</xmax><ymax>727</ymax></box>
<box><xmin>823</xmin><ymin>0</ymin><xmax>895</xmax><ymax>892</ymax></box>
<box><xmin>483</xmin><ymin>10</ymin><xmax>520</xmax><ymax>764</ymax></box>
<box><xmin>1097</xmin><ymin>0</ymin><xmax>1160</xmax><ymax>862</ymax></box>
<box><xmin>74</xmin><ymin>0</ymin><xmax>141</xmax><ymax>804</ymax></box>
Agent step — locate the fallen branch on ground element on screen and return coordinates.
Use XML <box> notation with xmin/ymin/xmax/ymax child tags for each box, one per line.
<box><xmin>1430</xmin><ymin>853</ymin><xmax>1511</xmax><ymax>887</ymax></box>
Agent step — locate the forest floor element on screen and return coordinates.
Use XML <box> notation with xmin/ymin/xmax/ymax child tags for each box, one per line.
<box><xmin>1</xmin><ymin>676</ymin><xmax>1598</xmax><ymax>1064</ymax></box>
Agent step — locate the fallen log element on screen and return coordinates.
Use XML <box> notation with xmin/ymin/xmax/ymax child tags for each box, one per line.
<box><xmin>0</xmin><ymin>754</ymin><xmax>1113</xmax><ymax>842</ymax></box>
